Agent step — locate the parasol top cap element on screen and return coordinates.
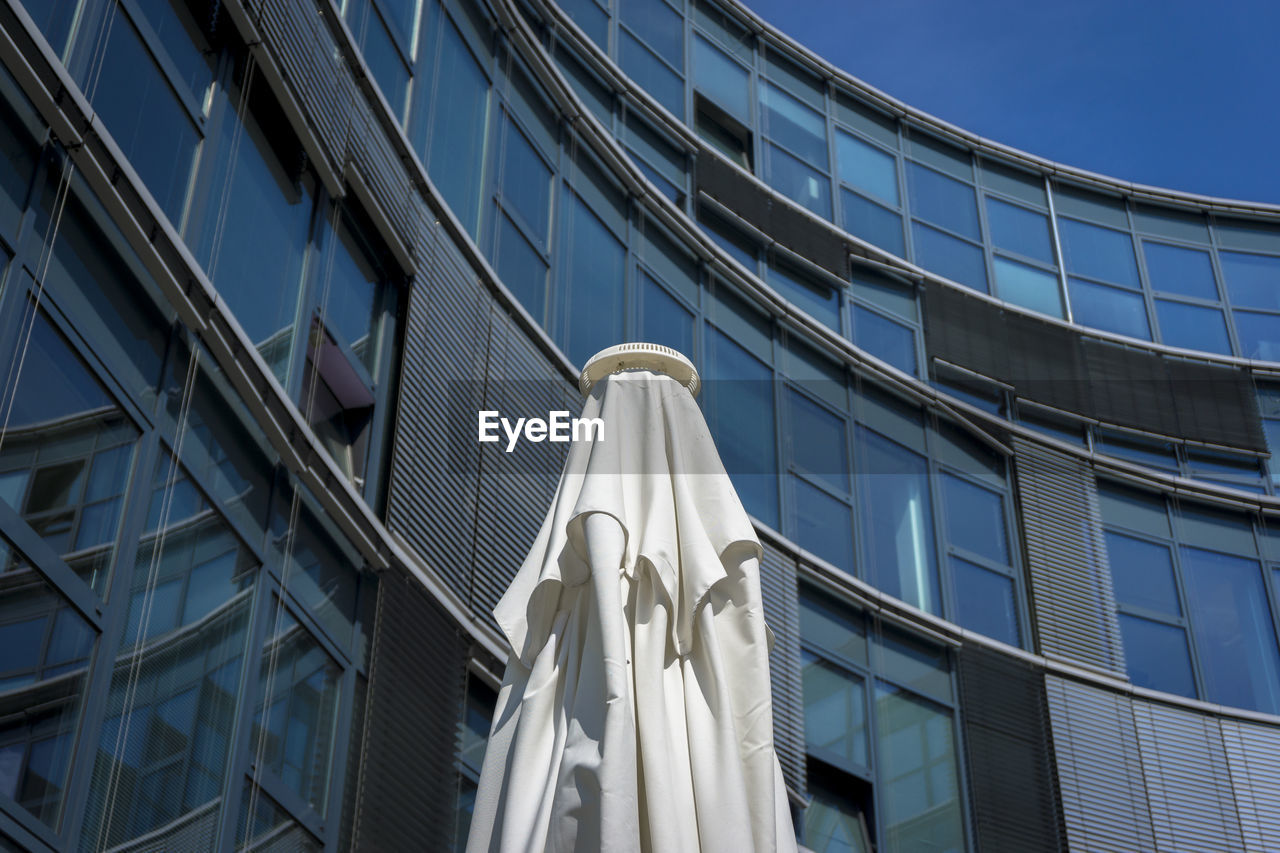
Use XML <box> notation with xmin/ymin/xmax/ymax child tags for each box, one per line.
<box><xmin>579</xmin><ymin>343</ymin><xmax>700</xmax><ymax>397</ymax></box>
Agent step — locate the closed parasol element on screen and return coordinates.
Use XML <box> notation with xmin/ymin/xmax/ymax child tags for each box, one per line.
<box><xmin>466</xmin><ymin>343</ymin><xmax>797</xmax><ymax>852</ymax></box>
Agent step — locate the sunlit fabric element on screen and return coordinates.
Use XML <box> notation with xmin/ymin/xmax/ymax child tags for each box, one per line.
<box><xmin>468</xmin><ymin>369</ymin><xmax>796</xmax><ymax>852</ymax></box>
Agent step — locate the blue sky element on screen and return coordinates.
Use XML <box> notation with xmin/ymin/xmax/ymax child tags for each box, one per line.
<box><xmin>740</xmin><ymin>0</ymin><xmax>1280</xmax><ymax>204</ymax></box>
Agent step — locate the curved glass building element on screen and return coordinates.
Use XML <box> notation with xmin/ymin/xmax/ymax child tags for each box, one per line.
<box><xmin>1</xmin><ymin>0</ymin><xmax>1279</xmax><ymax>849</ymax></box>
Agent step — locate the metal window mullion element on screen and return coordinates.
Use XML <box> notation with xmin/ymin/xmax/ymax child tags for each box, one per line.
<box><xmin>1164</xmin><ymin>519</ymin><xmax>1211</xmax><ymax>704</ymax></box>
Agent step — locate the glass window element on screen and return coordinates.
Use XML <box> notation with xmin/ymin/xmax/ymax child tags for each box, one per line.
<box><xmin>802</xmin><ymin>651</ymin><xmax>868</xmax><ymax>768</ymax></box>
<box><xmin>1216</xmin><ymin>219</ymin><xmax>1280</xmax><ymax>254</ymax></box>
<box><xmin>994</xmin><ymin>256</ymin><xmax>1063</xmax><ymax>318</ymax></box>
<box><xmin>1133</xmin><ymin>205</ymin><xmax>1209</xmax><ymax>244</ymax></box>
<box><xmin>1181</xmin><ymin>548</ymin><xmax>1280</xmax><ymax>713</ymax></box>
<box><xmin>763</xmin><ymin>49</ymin><xmax>825</xmax><ymax>109</ymax></box>
<box><xmin>837</xmin><ymin>131</ymin><xmax>898</xmax><ymax>206</ymax></box>
<box><xmin>985</xmin><ymin>197</ymin><xmax>1053</xmax><ymax>263</ymax></box>
<box><xmin>236</xmin><ymin>783</ymin><xmax>323</xmax><ymax>851</ymax></box>
<box><xmin>639</xmin><ymin>271</ymin><xmax>694</xmax><ymax>359</ymax></box>
<box><xmin>624</xmin><ymin>117</ymin><xmax>685</xmax><ymax>200</ymax></box>
<box><xmin>356</xmin><ymin>3</ymin><xmax>411</xmax><ymax>121</ymax></box>
<box><xmin>905</xmin><ymin>134</ymin><xmax>971</xmax><ymax>182</ymax></box>
<box><xmin>1099</xmin><ymin>484</ymin><xmax>1171</xmax><ymax>538</ymax></box>
<box><xmin>1234</xmin><ymin>310</ymin><xmax>1280</xmax><ymax>361</ymax></box>
<box><xmin>705</xmin><ymin>328</ymin><xmax>778</xmax><ymax>526</ymax></box>
<box><xmin>951</xmin><ymin>556</ymin><xmax>1020</xmax><ymax>647</ymax></box>
<box><xmin>424</xmin><ymin>17</ymin><xmax>490</xmax><ymax>236</ymax></box>
<box><xmin>856</xmin><ymin>429</ymin><xmax>938</xmax><ymax>614</ymax></box>
<box><xmin>1104</xmin><ymin>532</ymin><xmax>1181</xmax><ymax>616</ymax></box>
<box><xmin>842</xmin><ymin>191</ymin><xmax>905</xmax><ymax>257</ymax></box>
<box><xmin>769</xmin><ymin>262</ymin><xmax>840</xmax><ymax>330</ymax></box>
<box><xmin>554</xmin><ymin>49</ymin><xmax>612</xmax><ymax>125</ymax></box>
<box><xmin>803</xmin><ymin>777</ymin><xmax>873</xmax><ymax>853</ymax></box>
<box><xmin>1058</xmin><ymin>218</ymin><xmax>1139</xmax><ymax>287</ymax></box>
<box><xmin>692</xmin><ymin>34</ymin><xmax>749</xmax><ymax>123</ymax></box>
<box><xmin>1221</xmin><ymin>251</ymin><xmax>1280</xmax><ymax>312</ymax></box>
<box><xmin>800</xmin><ymin>588</ymin><xmax>868</xmax><ymax>665</ymax></box>
<box><xmin>793</xmin><ymin>477</ymin><xmax>854</xmax><ymax>571</ymax></box>
<box><xmin>942</xmin><ymin>474</ymin><xmax>1008</xmax><ymax>564</ymax></box>
<box><xmin>0</xmin><ymin>535</ymin><xmax>95</xmax><ymax>830</ymax></box>
<box><xmin>0</xmin><ymin>67</ymin><xmax>45</xmax><ymax>240</ymax></box>
<box><xmin>620</xmin><ymin>0</ymin><xmax>683</xmax><ymax>67</ymax></box>
<box><xmin>852</xmin><ymin>270</ymin><xmax>916</xmax><ymax>322</ymax></box>
<box><xmin>876</xmin><ymin>627</ymin><xmax>952</xmax><ymax>703</ymax></box>
<box><xmin>1156</xmin><ymin>300</ymin><xmax>1232</xmax><ymax>355</ymax></box>
<box><xmin>557</xmin><ymin>187</ymin><xmax>625</xmax><ymax>367</ymax></box>
<box><xmin>784</xmin><ymin>337</ymin><xmax>846</xmax><ymax>410</ymax></box>
<box><xmin>874</xmin><ymin>684</ymin><xmax>965</xmax><ymax>853</ymax></box>
<box><xmin>788</xmin><ymin>390</ymin><xmax>848</xmax><ymax>492</ymax></box>
<box><xmin>557</xmin><ymin>0</ymin><xmax>608</xmax><ymax>46</ymax></box>
<box><xmin>0</xmin><ymin>310</ymin><xmax>139</xmax><ymax>596</ymax></box>
<box><xmin>1053</xmin><ymin>186</ymin><xmax>1129</xmax><ymax>229</ymax></box>
<box><xmin>619</xmin><ymin>30</ymin><xmax>684</xmax><ymax>119</ymax></box>
<box><xmin>835</xmin><ymin>93</ymin><xmax>898</xmax><ymax>149</ymax></box>
<box><xmin>979</xmin><ymin>159</ymin><xmax>1045</xmax><ymax>206</ymax></box>
<box><xmin>911</xmin><ymin>223</ymin><xmax>987</xmax><ymax>293</ymax></box>
<box><xmin>1118</xmin><ymin>614</ymin><xmax>1197</xmax><ymax>698</ymax></box>
<box><xmin>852</xmin><ymin>305</ymin><xmax>916</xmax><ymax>375</ymax></box>
<box><xmin>499</xmin><ymin>119</ymin><xmax>553</xmax><ymax>247</ymax></box>
<box><xmin>321</xmin><ymin>208</ymin><xmax>391</xmax><ymax>376</ymax></box>
<box><xmin>1068</xmin><ymin>277</ymin><xmax>1151</xmax><ymax>340</ymax></box>
<box><xmin>1143</xmin><ymin>242</ymin><xmax>1218</xmax><ymax>300</ymax></box>
<box><xmin>760</xmin><ymin>82</ymin><xmax>828</xmax><ymax>167</ymax></box>
<box><xmin>495</xmin><ymin>213</ymin><xmax>548</xmax><ymax>321</ymax></box>
<box><xmin>764</xmin><ymin>144</ymin><xmax>831</xmax><ymax>218</ymax></box>
<box><xmin>92</xmin><ymin>9</ymin><xmax>200</xmax><ymax>223</ymax></box>
<box><xmin>252</xmin><ymin>605</ymin><xmax>343</xmax><ymax>813</ymax></box>
<box><xmin>906</xmin><ymin>163</ymin><xmax>979</xmax><ymax>240</ymax></box>
<box><xmin>693</xmin><ymin>0</ymin><xmax>754</xmax><ymax>62</ymax></box>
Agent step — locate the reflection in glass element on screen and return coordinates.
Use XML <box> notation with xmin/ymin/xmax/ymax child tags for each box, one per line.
<box><xmin>320</xmin><ymin>209</ymin><xmax>389</xmax><ymax>377</ymax></box>
<box><xmin>1104</xmin><ymin>532</ymin><xmax>1181</xmax><ymax>616</ymax></box>
<box><xmin>1220</xmin><ymin>251</ymin><xmax>1280</xmax><ymax>311</ymax></box>
<box><xmin>875</xmin><ymin>683</ymin><xmax>964</xmax><ymax>853</ymax></box>
<box><xmin>941</xmin><ymin>474</ymin><xmax>1008</xmax><ymax>565</ymax></box>
<box><xmin>692</xmin><ymin>35</ymin><xmax>750</xmax><ymax>122</ymax></box>
<box><xmin>0</xmin><ymin>310</ymin><xmax>138</xmax><ymax>595</ymax></box>
<box><xmin>852</xmin><ymin>306</ymin><xmax>916</xmax><ymax>376</ymax></box>
<box><xmin>705</xmin><ymin>329</ymin><xmax>778</xmax><ymax>527</ymax></box>
<box><xmin>906</xmin><ymin>163</ymin><xmax>979</xmax><ymax>240</ymax></box>
<box><xmin>764</xmin><ymin>144</ymin><xmax>831</xmax><ymax>218</ymax></box>
<box><xmin>911</xmin><ymin>223</ymin><xmax>987</xmax><ymax>293</ymax></box>
<box><xmin>558</xmin><ymin>189</ymin><xmax>625</xmax><ymax>367</ymax></box>
<box><xmin>1233</xmin><ymin>310</ymin><xmax>1280</xmax><ymax>362</ymax></box>
<box><xmin>837</xmin><ymin>130</ymin><xmax>898</xmax><ymax>205</ymax></box>
<box><xmin>1058</xmin><ymin>218</ymin><xmax>1139</xmax><ymax>286</ymax></box>
<box><xmin>759</xmin><ymin>81</ymin><xmax>827</xmax><ymax>167</ymax></box>
<box><xmin>499</xmin><ymin>119</ymin><xmax>553</xmax><ymax>246</ymax></box>
<box><xmin>639</xmin><ymin>272</ymin><xmax>694</xmax><ymax>359</ymax></box>
<box><xmin>495</xmin><ymin>214</ymin><xmax>548</xmax><ymax>321</ymax></box>
<box><xmin>422</xmin><ymin>16</ymin><xmax>490</xmax><ymax>236</ymax></box>
<box><xmin>253</xmin><ymin>606</ymin><xmax>342</xmax><ymax>814</ymax></box>
<box><xmin>0</xmin><ymin>535</ymin><xmax>94</xmax><ymax>829</ymax></box>
<box><xmin>803</xmin><ymin>782</ymin><xmax>872</xmax><ymax>853</ymax></box>
<box><xmin>1068</xmin><ymin>277</ymin><xmax>1151</xmax><ymax>340</ymax></box>
<box><xmin>800</xmin><ymin>589</ymin><xmax>868</xmax><ymax>666</ymax></box>
<box><xmin>619</xmin><ymin>0</ymin><xmax>684</xmax><ymax>67</ymax></box>
<box><xmin>83</xmin><ymin>452</ymin><xmax>254</xmax><ymax>849</ymax></box>
<box><xmin>619</xmin><ymin>31</ymin><xmax>684</xmax><ymax>119</ymax></box>
<box><xmin>842</xmin><ymin>191</ymin><xmax>905</xmax><ymax>257</ymax></box>
<box><xmin>802</xmin><ymin>651</ymin><xmax>868</xmax><ymax>768</ymax></box>
<box><xmin>793</xmin><ymin>478</ymin><xmax>854</xmax><ymax>572</ymax></box>
<box><xmin>857</xmin><ymin>430</ymin><xmax>938</xmax><ymax>614</ymax></box>
<box><xmin>994</xmin><ymin>256</ymin><xmax>1062</xmax><ymax>318</ymax></box>
<box><xmin>236</xmin><ymin>782</ymin><xmax>322</xmax><ymax>852</ymax></box>
<box><xmin>1143</xmin><ymin>242</ymin><xmax>1218</xmax><ymax>300</ymax></box>
<box><xmin>1155</xmin><ymin>299</ymin><xmax>1232</xmax><ymax>355</ymax></box>
<box><xmin>985</xmin><ymin>197</ymin><xmax>1053</xmax><ymax>263</ymax></box>
<box><xmin>1181</xmin><ymin>547</ymin><xmax>1280</xmax><ymax>714</ymax></box>
<box><xmin>950</xmin><ymin>556</ymin><xmax>1019</xmax><ymax>647</ymax></box>
<box><xmin>1119</xmin><ymin>613</ymin><xmax>1197</xmax><ymax>698</ymax></box>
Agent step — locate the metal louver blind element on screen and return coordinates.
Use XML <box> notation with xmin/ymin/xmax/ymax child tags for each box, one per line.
<box><xmin>350</xmin><ymin>569</ymin><xmax>469</xmax><ymax>851</ymax></box>
<box><xmin>1132</xmin><ymin>702</ymin><xmax>1245</xmax><ymax>851</ymax></box>
<box><xmin>1221</xmin><ymin>718</ymin><xmax>1280</xmax><ymax>849</ymax></box>
<box><xmin>956</xmin><ymin>646</ymin><xmax>1066</xmax><ymax>852</ymax></box>
<box><xmin>1012</xmin><ymin>438</ymin><xmax>1126</xmax><ymax>674</ymax></box>
<box><xmin>1044</xmin><ymin>676</ymin><xmax>1157</xmax><ymax>852</ymax></box>
<box><xmin>759</xmin><ymin>540</ymin><xmax>807</xmax><ymax>799</ymax></box>
<box><xmin>385</xmin><ymin>223</ymin><xmax>492</xmax><ymax>601</ymax></box>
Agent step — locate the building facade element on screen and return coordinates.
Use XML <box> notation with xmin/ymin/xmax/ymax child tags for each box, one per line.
<box><xmin>1</xmin><ymin>0</ymin><xmax>1279</xmax><ymax>850</ymax></box>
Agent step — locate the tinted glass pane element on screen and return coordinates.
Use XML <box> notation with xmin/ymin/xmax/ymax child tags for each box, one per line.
<box><xmin>788</xmin><ymin>390</ymin><xmax>848</xmax><ymax>491</ymax></box>
<box><xmin>1068</xmin><ymin>277</ymin><xmax>1151</xmax><ymax>340</ymax></box>
<box><xmin>620</xmin><ymin>0</ymin><xmax>683</xmax><ymax>67</ymax></box>
<box><xmin>0</xmin><ymin>68</ymin><xmax>43</xmax><ymax>240</ymax></box>
<box><xmin>836</xmin><ymin>131</ymin><xmax>898</xmax><ymax>205</ymax></box>
<box><xmin>459</xmin><ymin>678</ymin><xmax>496</xmax><ymax>772</ymax></box>
<box><xmin>692</xmin><ymin>35</ymin><xmax>749</xmax><ymax>122</ymax></box>
<box><xmin>877</xmin><ymin>626</ymin><xmax>952</xmax><ymax>702</ymax></box>
<box><xmin>1104</xmin><ymin>532</ymin><xmax>1180</xmax><ymax>615</ymax></box>
<box><xmin>495</xmin><ymin>213</ymin><xmax>547</xmax><ymax>321</ymax></box>
<box><xmin>906</xmin><ymin>163</ymin><xmax>979</xmax><ymax>240</ymax></box>
<box><xmin>619</xmin><ymin>31</ymin><xmax>684</xmax><ymax>119</ymax></box>
<box><xmin>980</xmin><ymin>159</ymin><xmax>1045</xmax><ymax>206</ymax></box>
<box><xmin>236</xmin><ymin>783</ymin><xmax>322</xmax><ymax>851</ymax></box>
<box><xmin>985</xmin><ymin>197</ymin><xmax>1053</xmax><ymax>262</ymax></box>
<box><xmin>558</xmin><ymin>189</ymin><xmax>625</xmax><ymax>367</ymax></box>
<box><xmin>764</xmin><ymin>144</ymin><xmax>832</xmax><ymax>219</ymax></box>
<box><xmin>994</xmin><ymin>256</ymin><xmax>1063</xmax><ymax>318</ymax></box>
<box><xmin>842</xmin><ymin>191</ymin><xmax>905</xmax><ymax>257</ymax></box>
<box><xmin>911</xmin><ymin>223</ymin><xmax>987</xmax><ymax>293</ymax></box>
<box><xmin>802</xmin><ymin>651</ymin><xmax>868</xmax><ymax>768</ymax></box>
<box><xmin>427</xmin><ymin>19</ymin><xmax>489</xmax><ymax>235</ymax></box>
<box><xmin>360</xmin><ymin>9</ymin><xmax>411</xmax><ymax>120</ymax></box>
<box><xmin>0</xmin><ymin>536</ymin><xmax>94</xmax><ymax>829</ymax></box>
<box><xmin>1234</xmin><ymin>310</ymin><xmax>1280</xmax><ymax>362</ymax></box>
<box><xmin>1058</xmin><ymin>218</ymin><xmax>1139</xmax><ymax>286</ymax></box>
<box><xmin>84</xmin><ymin>459</ymin><xmax>255</xmax><ymax>847</ymax></box>
<box><xmin>857</xmin><ymin>430</ymin><xmax>939</xmax><ymax>614</ymax></box>
<box><xmin>323</xmin><ymin>211</ymin><xmax>386</xmax><ymax>375</ymax></box>
<box><xmin>1182</xmin><ymin>547</ymin><xmax>1280</xmax><ymax>713</ymax></box>
<box><xmin>1156</xmin><ymin>299</ymin><xmax>1232</xmax><ymax>355</ymax></box>
<box><xmin>500</xmin><ymin>119</ymin><xmax>552</xmax><ymax>246</ymax></box>
<box><xmin>951</xmin><ymin>556</ymin><xmax>1020</xmax><ymax>647</ymax></box>
<box><xmin>1143</xmin><ymin>241</ymin><xmax>1218</xmax><ymax>300</ymax></box>
<box><xmin>852</xmin><ymin>306</ymin><xmax>916</xmax><ymax>375</ymax></box>
<box><xmin>639</xmin><ymin>272</ymin><xmax>694</xmax><ymax>358</ymax></box>
<box><xmin>942</xmin><ymin>474</ymin><xmax>1009</xmax><ymax>564</ymax></box>
<box><xmin>803</xmin><ymin>782</ymin><xmax>872</xmax><ymax>853</ymax></box>
<box><xmin>1118</xmin><ymin>614</ymin><xmax>1197</xmax><ymax>698</ymax></box>
<box><xmin>252</xmin><ymin>606</ymin><xmax>342</xmax><ymax>813</ymax></box>
<box><xmin>770</xmin><ymin>262</ymin><xmax>839</xmax><ymax>330</ymax></box>
<box><xmin>1</xmin><ymin>311</ymin><xmax>139</xmax><ymax>595</ymax></box>
<box><xmin>760</xmin><ymin>82</ymin><xmax>827</xmax><ymax>167</ymax></box>
<box><xmin>92</xmin><ymin>12</ymin><xmax>199</xmax><ymax>222</ymax></box>
<box><xmin>875</xmin><ymin>684</ymin><xmax>965</xmax><ymax>853</ymax></box>
<box><xmin>793</xmin><ymin>477</ymin><xmax>854</xmax><ymax>571</ymax></box>
<box><xmin>1221</xmin><ymin>251</ymin><xmax>1280</xmax><ymax>311</ymax></box>
<box><xmin>1098</xmin><ymin>484</ymin><xmax>1170</xmax><ymax>538</ymax></box>
<box><xmin>555</xmin><ymin>50</ymin><xmax>611</xmax><ymax>124</ymax></box>
<box><xmin>799</xmin><ymin>589</ymin><xmax>867</xmax><ymax>665</ymax></box>
<box><xmin>706</xmin><ymin>329</ymin><xmax>778</xmax><ymax>526</ymax></box>
<box><xmin>557</xmin><ymin>0</ymin><xmax>608</xmax><ymax>46</ymax></box>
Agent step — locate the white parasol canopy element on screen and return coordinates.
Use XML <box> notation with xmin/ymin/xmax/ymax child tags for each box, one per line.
<box><xmin>467</xmin><ymin>344</ymin><xmax>797</xmax><ymax>852</ymax></box>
